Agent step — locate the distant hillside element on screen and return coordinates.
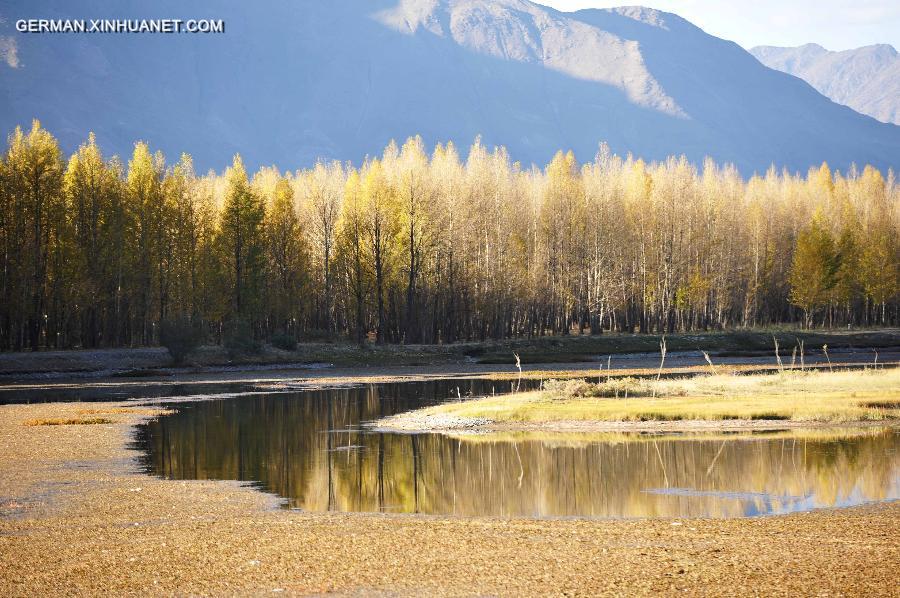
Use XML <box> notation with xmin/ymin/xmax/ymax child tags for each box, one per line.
<box><xmin>2</xmin><ymin>0</ymin><xmax>899</xmax><ymax>174</ymax></box>
<box><xmin>751</xmin><ymin>43</ymin><xmax>900</xmax><ymax>126</ymax></box>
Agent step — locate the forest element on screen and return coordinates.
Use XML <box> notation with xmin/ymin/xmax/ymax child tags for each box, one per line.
<box><xmin>0</xmin><ymin>120</ymin><xmax>897</xmax><ymax>351</ymax></box>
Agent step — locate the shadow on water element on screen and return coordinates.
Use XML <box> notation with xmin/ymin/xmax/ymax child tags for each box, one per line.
<box><xmin>133</xmin><ymin>379</ymin><xmax>900</xmax><ymax>519</ymax></box>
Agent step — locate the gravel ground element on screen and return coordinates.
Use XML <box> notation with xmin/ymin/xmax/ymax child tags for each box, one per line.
<box><xmin>1</xmin><ymin>401</ymin><xmax>898</xmax><ymax>596</ymax></box>
<box><xmin>1</xmin><ymin>343</ymin><xmax>895</xmax><ymax>386</ymax></box>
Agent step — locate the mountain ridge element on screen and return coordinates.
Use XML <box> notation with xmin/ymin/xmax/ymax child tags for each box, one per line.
<box><xmin>1</xmin><ymin>0</ymin><xmax>898</xmax><ymax>175</ymax></box>
<box><xmin>751</xmin><ymin>42</ymin><xmax>900</xmax><ymax>126</ymax></box>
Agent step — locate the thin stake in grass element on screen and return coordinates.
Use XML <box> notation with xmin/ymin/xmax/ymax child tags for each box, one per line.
<box><xmin>607</xmin><ymin>355</ymin><xmax>612</xmax><ymax>383</ymax></box>
<box><xmin>702</xmin><ymin>350</ymin><xmax>719</xmax><ymax>375</ymax></box>
<box><xmin>513</xmin><ymin>352</ymin><xmax>522</xmax><ymax>392</ymax></box>
<box><xmin>773</xmin><ymin>336</ymin><xmax>783</xmax><ymax>372</ymax></box>
<box><xmin>653</xmin><ymin>336</ymin><xmax>667</xmax><ymax>397</ymax></box>
<box><xmin>657</xmin><ymin>336</ymin><xmax>667</xmax><ymax>381</ymax></box>
<box><xmin>823</xmin><ymin>344</ymin><xmax>833</xmax><ymax>372</ymax></box>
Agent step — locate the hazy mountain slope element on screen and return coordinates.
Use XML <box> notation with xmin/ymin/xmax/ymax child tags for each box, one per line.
<box><xmin>751</xmin><ymin>43</ymin><xmax>900</xmax><ymax>125</ymax></box>
<box><xmin>1</xmin><ymin>0</ymin><xmax>899</xmax><ymax>175</ymax></box>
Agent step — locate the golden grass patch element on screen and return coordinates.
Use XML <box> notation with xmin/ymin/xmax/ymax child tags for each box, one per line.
<box><xmin>24</xmin><ymin>417</ymin><xmax>115</xmax><ymax>426</ymax></box>
<box><xmin>422</xmin><ymin>368</ymin><xmax>900</xmax><ymax>424</ymax></box>
<box><xmin>75</xmin><ymin>407</ymin><xmax>169</xmax><ymax>416</ymax></box>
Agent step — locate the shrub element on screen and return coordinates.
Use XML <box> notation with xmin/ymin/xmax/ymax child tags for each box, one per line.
<box><xmin>224</xmin><ymin>320</ymin><xmax>262</xmax><ymax>358</ymax></box>
<box><xmin>594</xmin><ymin>377</ymin><xmax>651</xmax><ymax>398</ymax></box>
<box><xmin>159</xmin><ymin>315</ymin><xmax>204</xmax><ymax>364</ymax></box>
<box><xmin>542</xmin><ymin>377</ymin><xmax>651</xmax><ymax>399</ymax></box>
<box><xmin>542</xmin><ymin>378</ymin><xmax>596</xmax><ymax>399</ymax></box>
<box><xmin>271</xmin><ymin>332</ymin><xmax>297</xmax><ymax>351</ymax></box>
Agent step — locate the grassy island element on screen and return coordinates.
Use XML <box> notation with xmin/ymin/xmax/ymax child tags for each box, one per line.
<box><xmin>377</xmin><ymin>368</ymin><xmax>900</xmax><ymax>432</ymax></box>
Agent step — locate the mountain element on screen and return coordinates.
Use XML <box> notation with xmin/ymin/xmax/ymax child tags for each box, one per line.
<box><xmin>2</xmin><ymin>0</ymin><xmax>899</xmax><ymax>175</ymax></box>
<box><xmin>751</xmin><ymin>43</ymin><xmax>900</xmax><ymax>126</ymax></box>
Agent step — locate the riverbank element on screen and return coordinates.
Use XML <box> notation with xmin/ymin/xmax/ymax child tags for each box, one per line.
<box><xmin>1</xmin><ymin>328</ymin><xmax>896</xmax><ymax>382</ymax></box>
<box><xmin>375</xmin><ymin>368</ymin><xmax>900</xmax><ymax>434</ymax></box>
<box><xmin>1</xmin><ymin>399</ymin><xmax>898</xmax><ymax>595</ymax></box>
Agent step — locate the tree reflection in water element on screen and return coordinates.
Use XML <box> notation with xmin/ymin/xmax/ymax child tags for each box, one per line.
<box><xmin>137</xmin><ymin>381</ymin><xmax>900</xmax><ymax>518</ymax></box>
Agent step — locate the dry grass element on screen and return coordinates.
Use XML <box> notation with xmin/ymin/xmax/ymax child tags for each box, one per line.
<box><xmin>482</xmin><ymin>361</ymin><xmax>862</xmax><ymax>383</ymax></box>
<box><xmin>24</xmin><ymin>417</ymin><xmax>115</xmax><ymax>426</ymax></box>
<box><xmin>24</xmin><ymin>406</ymin><xmax>170</xmax><ymax>427</ymax></box>
<box><xmin>420</xmin><ymin>368</ymin><xmax>900</xmax><ymax>424</ymax></box>
<box><xmin>75</xmin><ymin>407</ymin><xmax>170</xmax><ymax>416</ymax></box>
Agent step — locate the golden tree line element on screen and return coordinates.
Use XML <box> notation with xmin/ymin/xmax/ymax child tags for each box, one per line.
<box><xmin>0</xmin><ymin>120</ymin><xmax>897</xmax><ymax>350</ymax></box>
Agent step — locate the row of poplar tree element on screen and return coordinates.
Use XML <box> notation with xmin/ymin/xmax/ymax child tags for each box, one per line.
<box><xmin>0</xmin><ymin>120</ymin><xmax>897</xmax><ymax>351</ymax></box>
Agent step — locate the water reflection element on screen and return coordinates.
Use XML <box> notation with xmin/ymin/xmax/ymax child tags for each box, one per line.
<box><xmin>137</xmin><ymin>382</ymin><xmax>900</xmax><ymax>518</ymax></box>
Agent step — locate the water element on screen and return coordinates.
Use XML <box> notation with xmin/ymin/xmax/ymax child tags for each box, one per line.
<box><xmin>0</xmin><ymin>381</ymin><xmax>255</xmax><ymax>404</ymax></box>
<box><xmin>135</xmin><ymin>380</ymin><xmax>900</xmax><ymax>519</ymax></box>
<box><xmin>0</xmin><ymin>375</ymin><xmax>546</xmax><ymax>404</ymax></box>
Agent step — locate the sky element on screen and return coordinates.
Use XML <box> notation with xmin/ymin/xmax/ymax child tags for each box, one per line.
<box><xmin>540</xmin><ymin>1</ymin><xmax>900</xmax><ymax>51</ymax></box>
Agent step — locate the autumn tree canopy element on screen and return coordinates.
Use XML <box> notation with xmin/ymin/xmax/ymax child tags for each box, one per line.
<box><xmin>0</xmin><ymin>122</ymin><xmax>897</xmax><ymax>350</ymax></box>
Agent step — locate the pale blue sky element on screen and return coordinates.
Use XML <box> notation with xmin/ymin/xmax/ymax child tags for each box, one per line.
<box><xmin>541</xmin><ymin>1</ymin><xmax>900</xmax><ymax>51</ymax></box>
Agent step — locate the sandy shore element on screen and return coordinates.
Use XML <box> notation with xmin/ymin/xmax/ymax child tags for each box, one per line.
<box><xmin>0</xmin><ymin>399</ymin><xmax>898</xmax><ymax>596</ymax></box>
